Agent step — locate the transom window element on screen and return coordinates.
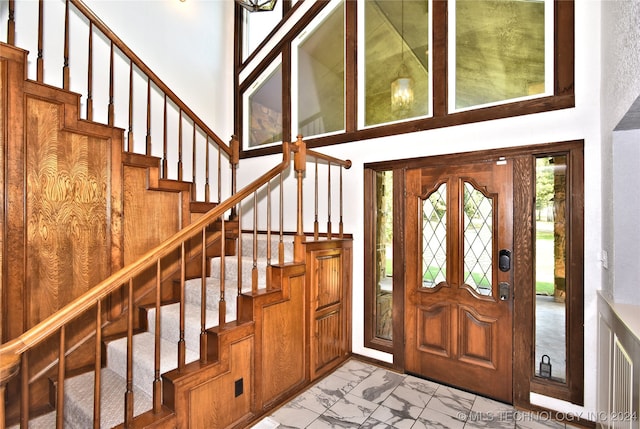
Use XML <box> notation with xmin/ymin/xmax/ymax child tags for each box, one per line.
<box><xmin>235</xmin><ymin>0</ymin><xmax>573</xmax><ymax>156</ymax></box>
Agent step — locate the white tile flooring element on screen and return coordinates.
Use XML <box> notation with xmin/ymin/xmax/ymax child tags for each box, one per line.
<box><xmin>250</xmin><ymin>359</ymin><xmax>583</xmax><ymax>429</ymax></box>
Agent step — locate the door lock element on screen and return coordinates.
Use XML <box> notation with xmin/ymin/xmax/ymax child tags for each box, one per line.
<box><xmin>499</xmin><ymin>249</ymin><xmax>511</xmax><ymax>272</ymax></box>
<box><xmin>499</xmin><ymin>282</ymin><xmax>510</xmax><ymax>301</ymax></box>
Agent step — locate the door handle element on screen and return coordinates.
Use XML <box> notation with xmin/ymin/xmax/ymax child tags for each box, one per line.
<box><xmin>499</xmin><ymin>282</ymin><xmax>510</xmax><ymax>301</ymax></box>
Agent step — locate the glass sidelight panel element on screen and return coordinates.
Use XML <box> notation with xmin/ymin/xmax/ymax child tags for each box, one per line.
<box><xmin>422</xmin><ymin>183</ymin><xmax>447</xmax><ymax>288</ymax></box>
<box><xmin>463</xmin><ymin>182</ymin><xmax>493</xmax><ymax>295</ymax></box>
<box><xmin>534</xmin><ymin>155</ymin><xmax>567</xmax><ymax>382</ymax></box>
<box><xmin>375</xmin><ymin>171</ymin><xmax>393</xmax><ymax>340</ymax></box>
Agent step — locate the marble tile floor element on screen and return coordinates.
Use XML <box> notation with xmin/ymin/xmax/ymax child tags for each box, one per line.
<box><xmin>250</xmin><ymin>359</ymin><xmax>584</xmax><ymax>429</ymax></box>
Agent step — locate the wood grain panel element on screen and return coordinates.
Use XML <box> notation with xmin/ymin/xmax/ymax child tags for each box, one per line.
<box><xmin>261</xmin><ymin>274</ymin><xmax>305</xmax><ymax>402</ymax></box>
<box><xmin>122</xmin><ymin>166</ymin><xmax>181</xmax><ymax>264</ymax></box>
<box><xmin>458</xmin><ymin>304</ymin><xmax>497</xmax><ymax>368</ymax></box>
<box><xmin>314</xmin><ymin>310</ymin><xmax>342</xmax><ymax>371</ymax></box>
<box><xmin>417</xmin><ymin>303</ymin><xmax>450</xmax><ymax>357</ymax></box>
<box><xmin>316</xmin><ymin>252</ymin><xmax>341</xmax><ymax>309</ymax></box>
<box><xmin>188</xmin><ymin>338</ymin><xmax>253</xmax><ymax>429</ymax></box>
<box><xmin>0</xmin><ymin>58</ymin><xmax>5</xmax><ymax>341</ymax></box>
<box><xmin>25</xmin><ymin>96</ymin><xmax>111</xmax><ymax>327</ymax></box>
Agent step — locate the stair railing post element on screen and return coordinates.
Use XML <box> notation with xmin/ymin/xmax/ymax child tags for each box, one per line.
<box><xmin>7</xmin><ymin>0</ymin><xmax>15</xmax><ymax>46</ymax></box>
<box><xmin>230</xmin><ymin>136</ymin><xmax>240</xmax><ymax>218</ymax></box>
<box><xmin>293</xmin><ymin>135</ymin><xmax>306</xmax><ymax>263</ymax></box>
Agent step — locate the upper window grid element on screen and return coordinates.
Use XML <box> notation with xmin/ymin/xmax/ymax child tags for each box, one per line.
<box><xmin>236</xmin><ymin>0</ymin><xmax>573</xmax><ymax>155</ymax></box>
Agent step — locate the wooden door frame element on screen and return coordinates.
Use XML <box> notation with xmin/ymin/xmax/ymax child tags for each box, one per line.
<box><xmin>363</xmin><ymin>140</ymin><xmax>584</xmax><ymax>406</ymax></box>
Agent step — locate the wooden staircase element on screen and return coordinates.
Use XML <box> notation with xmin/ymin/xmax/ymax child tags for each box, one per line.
<box><xmin>0</xmin><ymin>30</ymin><xmax>353</xmax><ymax>429</ymax></box>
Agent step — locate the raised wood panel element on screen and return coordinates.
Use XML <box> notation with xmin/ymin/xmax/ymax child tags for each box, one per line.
<box><xmin>123</xmin><ymin>166</ymin><xmax>182</xmax><ymax>265</ymax></box>
<box><xmin>314</xmin><ymin>310</ymin><xmax>342</xmax><ymax>371</ymax></box>
<box><xmin>417</xmin><ymin>303</ymin><xmax>450</xmax><ymax>357</ymax></box>
<box><xmin>316</xmin><ymin>252</ymin><xmax>341</xmax><ymax>309</ymax></box>
<box><xmin>261</xmin><ymin>273</ymin><xmax>305</xmax><ymax>403</ymax></box>
<box><xmin>25</xmin><ymin>96</ymin><xmax>111</xmax><ymax>327</ymax></box>
<box><xmin>188</xmin><ymin>337</ymin><xmax>253</xmax><ymax>429</ymax></box>
<box><xmin>457</xmin><ymin>305</ymin><xmax>497</xmax><ymax>368</ymax></box>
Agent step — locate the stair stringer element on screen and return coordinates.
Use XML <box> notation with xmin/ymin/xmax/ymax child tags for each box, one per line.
<box><xmin>159</xmin><ymin>262</ymin><xmax>306</xmax><ymax>429</ymax></box>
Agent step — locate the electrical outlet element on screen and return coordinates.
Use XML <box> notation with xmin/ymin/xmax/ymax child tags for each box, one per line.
<box><xmin>235</xmin><ymin>378</ymin><xmax>243</xmax><ymax>397</ymax></box>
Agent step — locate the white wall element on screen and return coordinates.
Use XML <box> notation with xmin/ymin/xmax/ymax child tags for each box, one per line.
<box><xmin>600</xmin><ymin>0</ymin><xmax>640</xmax><ymax>305</ymax></box>
<box><xmin>83</xmin><ymin>0</ymin><xmax>235</xmax><ymax>142</ymax></box>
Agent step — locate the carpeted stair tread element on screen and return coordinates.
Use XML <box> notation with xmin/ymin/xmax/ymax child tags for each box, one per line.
<box><xmin>63</xmin><ymin>368</ymin><xmax>151</xmax><ymax>429</ymax></box>
<box><xmin>106</xmin><ymin>332</ymin><xmax>198</xmax><ymax>396</ymax></box>
<box><xmin>147</xmin><ymin>301</ymin><xmax>236</xmax><ymax>353</ymax></box>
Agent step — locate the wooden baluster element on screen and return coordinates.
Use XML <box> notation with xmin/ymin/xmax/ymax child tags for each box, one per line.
<box><xmin>204</xmin><ymin>137</ymin><xmax>210</xmax><ymax>203</ymax></box>
<box><xmin>339</xmin><ymin>166</ymin><xmax>344</xmax><ymax>238</ymax></box>
<box><xmin>237</xmin><ymin>202</ymin><xmax>243</xmax><ymax>296</ymax></box>
<box><xmin>56</xmin><ymin>326</ymin><xmax>66</xmax><ymax>428</ymax></box>
<box><xmin>200</xmin><ymin>227</ymin><xmax>208</xmax><ymax>364</ymax></box>
<box><xmin>146</xmin><ymin>78</ymin><xmax>152</xmax><ymax>155</ymax></box>
<box><xmin>177</xmin><ymin>111</ymin><xmax>183</xmax><ymax>181</ymax></box>
<box><xmin>191</xmin><ymin>124</ymin><xmax>197</xmax><ymax>201</ymax></box>
<box><xmin>279</xmin><ymin>173</ymin><xmax>284</xmax><ymax>264</ymax></box>
<box><xmin>7</xmin><ymin>0</ymin><xmax>15</xmax><ymax>45</ymax></box>
<box><xmin>36</xmin><ymin>0</ymin><xmax>43</xmax><ymax>82</ymax></box>
<box><xmin>127</xmin><ymin>61</ymin><xmax>134</xmax><ymax>152</ymax></box>
<box><xmin>219</xmin><ymin>217</ymin><xmax>226</xmax><ymax>327</ymax></box>
<box><xmin>218</xmin><ymin>144</ymin><xmax>222</xmax><ymax>204</ymax></box>
<box><xmin>86</xmin><ymin>23</ymin><xmax>94</xmax><ymax>121</ymax></box>
<box><xmin>124</xmin><ymin>279</ymin><xmax>134</xmax><ymax>426</ymax></box>
<box><xmin>153</xmin><ymin>260</ymin><xmax>162</xmax><ymax>412</ymax></box>
<box><xmin>327</xmin><ymin>161</ymin><xmax>332</xmax><ymax>239</ymax></box>
<box><xmin>20</xmin><ymin>352</ymin><xmax>29</xmax><ymax>428</ymax></box>
<box><xmin>93</xmin><ymin>300</ymin><xmax>102</xmax><ymax>428</ymax></box>
<box><xmin>314</xmin><ymin>158</ymin><xmax>319</xmax><ymax>240</ymax></box>
<box><xmin>162</xmin><ymin>95</ymin><xmax>168</xmax><ymax>178</ymax></box>
<box><xmin>230</xmin><ymin>136</ymin><xmax>239</xmax><ymax>216</ymax></box>
<box><xmin>62</xmin><ymin>0</ymin><xmax>70</xmax><ymax>90</ymax></box>
<box><xmin>178</xmin><ymin>243</ymin><xmax>186</xmax><ymax>370</ymax></box>
<box><xmin>108</xmin><ymin>42</ymin><xmax>114</xmax><ymax>127</ymax></box>
<box><xmin>252</xmin><ymin>192</ymin><xmax>258</xmax><ymax>293</ymax></box>
<box><xmin>266</xmin><ymin>180</ymin><xmax>272</xmax><ymax>288</ymax></box>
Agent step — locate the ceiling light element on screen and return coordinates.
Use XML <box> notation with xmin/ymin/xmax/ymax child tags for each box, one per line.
<box><xmin>236</xmin><ymin>0</ymin><xmax>277</xmax><ymax>12</ymax></box>
<box><xmin>391</xmin><ymin>0</ymin><xmax>414</xmax><ymax>114</ymax></box>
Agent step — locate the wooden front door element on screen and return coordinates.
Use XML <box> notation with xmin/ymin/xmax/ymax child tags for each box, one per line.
<box><xmin>404</xmin><ymin>159</ymin><xmax>514</xmax><ymax>403</ymax></box>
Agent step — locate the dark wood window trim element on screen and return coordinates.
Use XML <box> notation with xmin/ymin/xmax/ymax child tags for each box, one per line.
<box><xmin>235</xmin><ymin>0</ymin><xmax>575</xmax><ymax>159</ymax></box>
<box><xmin>363</xmin><ymin>140</ymin><xmax>584</xmax><ymax>405</ymax></box>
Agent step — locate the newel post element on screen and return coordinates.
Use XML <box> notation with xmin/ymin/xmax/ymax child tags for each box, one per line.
<box><xmin>293</xmin><ymin>135</ymin><xmax>307</xmax><ymax>263</ymax></box>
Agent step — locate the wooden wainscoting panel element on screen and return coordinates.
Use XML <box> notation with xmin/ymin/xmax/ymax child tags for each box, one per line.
<box><xmin>25</xmin><ymin>96</ymin><xmax>112</xmax><ymax>327</ymax></box>
<box><xmin>189</xmin><ymin>337</ymin><xmax>253</xmax><ymax>429</ymax></box>
<box><xmin>123</xmin><ymin>166</ymin><xmax>182</xmax><ymax>265</ymax></box>
<box><xmin>260</xmin><ymin>269</ymin><xmax>306</xmax><ymax>405</ymax></box>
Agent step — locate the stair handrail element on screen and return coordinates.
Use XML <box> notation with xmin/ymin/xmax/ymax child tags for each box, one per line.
<box><xmin>0</xmin><ymin>140</ymin><xmax>295</xmax><ymax>397</ymax></box>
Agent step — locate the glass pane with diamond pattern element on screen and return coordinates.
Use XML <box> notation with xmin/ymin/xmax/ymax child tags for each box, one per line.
<box><xmin>463</xmin><ymin>182</ymin><xmax>493</xmax><ymax>295</ymax></box>
<box><xmin>422</xmin><ymin>184</ymin><xmax>447</xmax><ymax>288</ymax></box>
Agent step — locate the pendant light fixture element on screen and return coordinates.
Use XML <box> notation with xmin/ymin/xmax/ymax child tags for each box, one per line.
<box><xmin>236</xmin><ymin>0</ymin><xmax>277</xmax><ymax>12</ymax></box>
<box><xmin>391</xmin><ymin>0</ymin><xmax>414</xmax><ymax>113</ymax></box>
